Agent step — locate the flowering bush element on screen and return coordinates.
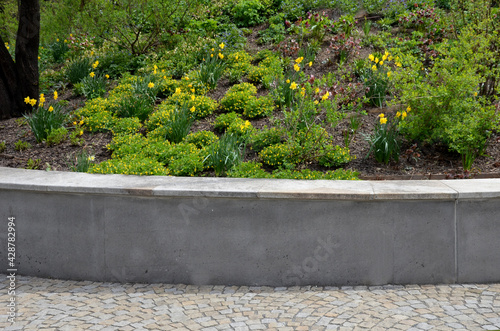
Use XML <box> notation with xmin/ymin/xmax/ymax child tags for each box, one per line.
<box><xmin>23</xmin><ymin>92</ymin><xmax>67</xmax><ymax>143</ymax></box>
<box><xmin>186</xmin><ymin>131</ymin><xmax>219</xmax><ymax>148</ymax></box>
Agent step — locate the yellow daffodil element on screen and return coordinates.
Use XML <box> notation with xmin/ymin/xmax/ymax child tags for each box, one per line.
<box><xmin>219</xmin><ymin>42</ymin><xmax>225</xmax><ymax>49</ymax></box>
<box><xmin>218</xmin><ymin>53</ymin><xmax>224</xmax><ymax>59</ymax></box>
<box><xmin>380</xmin><ymin>117</ymin><xmax>388</xmax><ymax>124</ymax></box>
<box><xmin>402</xmin><ymin>111</ymin><xmax>407</xmax><ymax>119</ymax></box>
<box><xmin>39</xmin><ymin>94</ymin><xmax>45</xmax><ymax>107</ymax></box>
<box><xmin>474</xmin><ymin>92</ymin><xmax>478</xmax><ymax>96</ymax></box>
<box><xmin>314</xmin><ymin>100</ymin><xmax>319</xmax><ymax>105</ymax></box>
<box><xmin>38</xmin><ymin>56</ymin><xmax>40</xmax><ymax>60</ymax></box>
<box><xmin>294</xmin><ymin>63</ymin><xmax>300</xmax><ymax>72</ymax></box>
<box><xmin>56</xmin><ymin>38</ymin><xmax>59</xmax><ymax>42</ymax></box>
<box><xmin>396</xmin><ymin>62</ymin><xmax>402</xmax><ymax>67</ymax></box>
<box><xmin>191</xmin><ymin>95</ymin><xmax>196</xmax><ymax>101</ymax></box>
<box><xmin>406</xmin><ymin>106</ymin><xmax>411</xmax><ymax>112</ymax></box>
<box><xmin>295</xmin><ymin>56</ymin><xmax>304</xmax><ymax>63</ymax></box>
<box><xmin>148</xmin><ymin>82</ymin><xmax>155</xmax><ymax>88</ymax></box>
<box><xmin>379</xmin><ymin>113</ymin><xmax>385</xmax><ymax>118</ymax></box>
<box><xmin>379</xmin><ymin>60</ymin><xmax>384</xmax><ymax>66</ymax></box>
<box><xmin>175</xmin><ymin>88</ymin><xmax>181</xmax><ymax>94</ymax></box>
<box><xmin>396</xmin><ymin>111</ymin><xmax>401</xmax><ymax>118</ymax></box>
<box><xmin>322</xmin><ymin>91</ymin><xmax>329</xmax><ymax>101</ymax></box>
<box><xmin>382</xmin><ymin>54</ymin><xmax>388</xmax><ymax>61</ymax></box>
<box><xmin>286</xmin><ymin>79</ymin><xmax>290</xmax><ymax>84</ymax></box>
<box><xmin>309</xmin><ymin>61</ymin><xmax>313</xmax><ymax>67</ymax></box>
<box><xmin>375</xmin><ymin>57</ymin><xmax>379</xmax><ymax>64</ymax></box>
<box><xmin>368</xmin><ymin>54</ymin><xmax>374</xmax><ymax>61</ymax></box>
<box><xmin>387</xmin><ymin>71</ymin><xmax>391</xmax><ymax>77</ymax></box>
<box><xmin>92</xmin><ymin>60</ymin><xmax>99</xmax><ymax>69</ymax></box>
<box><xmin>210</xmin><ymin>53</ymin><xmax>214</xmax><ymax>58</ymax></box>
<box><xmin>73</xmin><ymin>121</ymin><xmax>77</xmax><ymax>125</ymax></box>
<box><xmin>29</xmin><ymin>98</ymin><xmax>37</xmax><ymax>107</ymax></box>
<box><xmin>79</xmin><ymin>120</ymin><xmax>84</xmax><ymax>125</ymax></box>
<box><xmin>88</xmin><ymin>156</ymin><xmax>95</xmax><ymax>162</ymax></box>
<box><xmin>372</xmin><ymin>65</ymin><xmax>377</xmax><ymax>71</ymax></box>
<box><xmin>211</xmin><ymin>48</ymin><xmax>214</xmax><ymax>51</ymax></box>
<box><xmin>315</xmin><ymin>87</ymin><xmax>320</xmax><ymax>93</ymax></box>
<box><xmin>54</xmin><ymin>91</ymin><xmax>58</xmax><ymax>100</ymax></box>
<box><xmin>190</xmin><ymin>106</ymin><xmax>196</xmax><ymax>113</ymax></box>
<box><xmin>79</xmin><ymin>130</ymin><xmax>83</xmax><ymax>136</ymax></box>
<box><xmin>89</xmin><ymin>72</ymin><xmax>95</xmax><ymax>78</ymax></box>
<box><xmin>290</xmin><ymin>82</ymin><xmax>298</xmax><ymax>90</ymax></box>
<box><xmin>105</xmin><ymin>74</ymin><xmax>110</xmax><ymax>79</ymax></box>
<box><xmin>24</xmin><ymin>96</ymin><xmax>30</xmax><ymax>104</ymax></box>
<box><xmin>48</xmin><ymin>106</ymin><xmax>54</xmax><ymax>112</ymax></box>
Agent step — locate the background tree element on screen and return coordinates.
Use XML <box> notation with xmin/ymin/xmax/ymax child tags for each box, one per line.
<box><xmin>0</xmin><ymin>0</ymin><xmax>40</xmax><ymax>119</ymax></box>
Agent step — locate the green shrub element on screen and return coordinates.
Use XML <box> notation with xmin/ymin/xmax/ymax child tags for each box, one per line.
<box><xmin>108</xmin><ymin>133</ymin><xmax>149</xmax><ymax>159</ymax></box>
<box><xmin>110</xmin><ymin>117</ymin><xmax>143</xmax><ymax>135</ymax></box>
<box><xmin>318</xmin><ymin>145</ymin><xmax>354</xmax><ymax>168</ymax></box>
<box><xmin>271</xmin><ymin>168</ymin><xmax>359</xmax><ymax>180</ymax></box>
<box><xmin>146</xmin><ymin>103</ymin><xmax>177</xmax><ymax>131</ymax></box>
<box><xmin>260</xmin><ymin>143</ymin><xmax>295</xmax><ymax>167</ymax></box>
<box><xmin>214</xmin><ymin>112</ymin><xmax>242</xmax><ymax>132</ymax></box>
<box><xmin>249</xmin><ymin>127</ymin><xmax>284</xmax><ymax>152</ymax></box>
<box><xmin>186</xmin><ymin>131</ymin><xmax>219</xmax><ymax>149</ymax></box>
<box><xmin>163</xmin><ymin>143</ymin><xmax>204</xmax><ymax>176</ymax></box>
<box><xmin>227</xmin><ymin>161</ymin><xmax>271</xmax><ymax>178</ymax></box>
<box><xmin>233</xmin><ymin>0</ymin><xmax>265</xmax><ymax>27</ymax></box>
<box><xmin>220</xmin><ymin>90</ymin><xmax>255</xmax><ymax>113</ymax></box>
<box><xmin>243</xmin><ymin>95</ymin><xmax>275</xmax><ymax>118</ymax></box>
<box><xmin>89</xmin><ymin>155</ymin><xmax>168</xmax><ymax>176</ymax></box>
<box><xmin>363</xmin><ymin>0</ymin><xmax>387</xmax><ymax>14</ymax></box>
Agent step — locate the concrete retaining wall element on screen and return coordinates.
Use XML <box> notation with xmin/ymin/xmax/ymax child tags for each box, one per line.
<box><xmin>1</xmin><ymin>167</ymin><xmax>499</xmax><ymax>286</ymax></box>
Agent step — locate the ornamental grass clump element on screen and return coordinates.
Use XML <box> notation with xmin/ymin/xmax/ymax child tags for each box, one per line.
<box><xmin>204</xmin><ymin>133</ymin><xmax>245</xmax><ymax>177</ymax></box>
<box><xmin>163</xmin><ymin>102</ymin><xmax>195</xmax><ymax>144</ymax></box>
<box><xmin>195</xmin><ymin>43</ymin><xmax>227</xmax><ymax>90</ymax></box>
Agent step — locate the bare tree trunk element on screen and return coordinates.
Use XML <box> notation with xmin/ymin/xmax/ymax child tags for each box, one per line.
<box><xmin>0</xmin><ymin>0</ymin><xmax>39</xmax><ymax>119</ymax></box>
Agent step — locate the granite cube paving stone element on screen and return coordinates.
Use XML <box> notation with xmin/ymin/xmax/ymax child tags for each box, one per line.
<box><xmin>1</xmin><ymin>276</ymin><xmax>500</xmax><ymax>330</ymax></box>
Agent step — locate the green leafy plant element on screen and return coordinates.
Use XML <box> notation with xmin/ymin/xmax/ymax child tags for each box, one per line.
<box><xmin>66</xmin><ymin>58</ymin><xmax>91</xmax><ymax>85</ymax></box>
<box><xmin>80</xmin><ymin>72</ymin><xmax>107</xmax><ymax>99</ymax></box>
<box><xmin>232</xmin><ymin>0</ymin><xmax>265</xmax><ymax>27</ymax></box>
<box><xmin>186</xmin><ymin>131</ymin><xmax>219</xmax><ymax>149</ymax></box>
<box><xmin>163</xmin><ymin>102</ymin><xmax>195</xmax><ymax>143</ymax></box>
<box><xmin>46</xmin><ymin>127</ymin><xmax>68</xmax><ymax>146</ymax></box>
<box><xmin>0</xmin><ymin>141</ymin><xmax>6</xmax><ymax>153</ymax></box>
<box><xmin>26</xmin><ymin>158</ymin><xmax>42</xmax><ymax>170</ymax></box>
<box><xmin>204</xmin><ymin>133</ymin><xmax>244</xmax><ymax>176</ymax></box>
<box><xmin>23</xmin><ymin>95</ymin><xmax>67</xmax><ymax>143</ymax></box>
<box><xmin>69</xmin><ymin>150</ymin><xmax>95</xmax><ymax>173</ymax></box>
<box><xmin>49</xmin><ymin>39</ymin><xmax>69</xmax><ymax>63</ymax></box>
<box><xmin>14</xmin><ymin>140</ymin><xmax>31</xmax><ymax>151</ymax></box>
<box><xmin>114</xmin><ymin>95</ymin><xmax>154</xmax><ymax>122</ymax></box>
<box><xmin>195</xmin><ymin>44</ymin><xmax>227</xmax><ymax>90</ymax></box>
<box><xmin>364</xmin><ymin>114</ymin><xmax>401</xmax><ymax>164</ymax></box>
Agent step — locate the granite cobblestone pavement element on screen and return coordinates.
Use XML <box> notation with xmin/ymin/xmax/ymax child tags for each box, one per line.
<box><xmin>1</xmin><ymin>275</ymin><xmax>500</xmax><ymax>330</ymax></box>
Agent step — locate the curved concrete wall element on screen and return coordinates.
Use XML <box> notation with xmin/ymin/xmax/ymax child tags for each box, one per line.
<box><xmin>0</xmin><ymin>166</ymin><xmax>499</xmax><ymax>286</ymax></box>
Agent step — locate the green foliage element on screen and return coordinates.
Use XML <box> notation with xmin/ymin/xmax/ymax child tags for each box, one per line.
<box><xmin>227</xmin><ymin>161</ymin><xmax>271</xmax><ymax>178</ymax></box>
<box><xmin>232</xmin><ymin>0</ymin><xmax>265</xmax><ymax>27</ymax></box>
<box><xmin>80</xmin><ymin>73</ymin><xmax>107</xmax><ymax>100</ymax></box>
<box><xmin>318</xmin><ymin>145</ymin><xmax>354</xmax><ymax>168</ymax></box>
<box><xmin>271</xmin><ymin>168</ymin><xmax>359</xmax><ymax>180</ymax></box>
<box><xmin>46</xmin><ymin>127</ymin><xmax>68</xmax><ymax>146</ymax></box>
<box><xmin>390</xmin><ymin>47</ymin><xmax>498</xmax><ymax>169</ymax></box>
<box><xmin>26</xmin><ymin>158</ymin><xmax>42</xmax><ymax>170</ymax></box>
<box><xmin>114</xmin><ymin>95</ymin><xmax>154</xmax><ymax>122</ymax></box>
<box><xmin>69</xmin><ymin>150</ymin><xmax>95</xmax><ymax>173</ymax></box>
<box><xmin>75</xmin><ymin>98</ymin><xmax>115</xmax><ymax>132</ymax></box>
<box><xmin>110</xmin><ymin>117</ymin><xmax>143</xmax><ymax>135</ymax></box>
<box><xmin>0</xmin><ymin>141</ymin><xmax>5</xmax><ymax>153</ymax></box>
<box><xmin>24</xmin><ymin>103</ymin><xmax>67</xmax><ymax>143</ymax></box>
<box><xmin>89</xmin><ymin>154</ymin><xmax>169</xmax><ymax>176</ymax></box>
<box><xmin>243</xmin><ymin>96</ymin><xmax>275</xmax><ymax>118</ymax></box>
<box><xmin>186</xmin><ymin>131</ymin><xmax>219</xmax><ymax>148</ymax></box>
<box><xmin>214</xmin><ymin>112</ymin><xmax>242</xmax><ymax>132</ymax></box>
<box><xmin>163</xmin><ymin>102</ymin><xmax>195</xmax><ymax>143</ymax></box>
<box><xmin>248</xmin><ymin>54</ymin><xmax>283</xmax><ymax>88</ymax></box>
<box><xmin>48</xmin><ymin>39</ymin><xmax>69</xmax><ymax>63</ymax></box>
<box><xmin>14</xmin><ymin>140</ymin><xmax>31</xmax><ymax>151</ymax></box>
<box><xmin>220</xmin><ymin>83</ymin><xmax>257</xmax><ymax>113</ymax></box>
<box><xmin>226</xmin><ymin>51</ymin><xmax>253</xmax><ymax>83</ymax></box>
<box><xmin>249</xmin><ymin>127</ymin><xmax>284</xmax><ymax>152</ymax></box>
<box><xmin>204</xmin><ymin>133</ymin><xmax>244</xmax><ymax>176</ymax></box>
<box><xmin>365</xmin><ymin>115</ymin><xmax>401</xmax><ymax>164</ymax></box>
<box><xmin>363</xmin><ymin>0</ymin><xmax>388</xmax><ymax>14</ymax></box>
<box><xmin>260</xmin><ymin>143</ymin><xmax>294</xmax><ymax>167</ymax></box>
<box><xmin>66</xmin><ymin>58</ymin><xmax>91</xmax><ymax>85</ymax></box>
<box><xmin>195</xmin><ymin>44</ymin><xmax>228</xmax><ymax>90</ymax></box>
<box><xmin>259</xmin><ymin>15</ymin><xmax>286</xmax><ymax>44</ymax></box>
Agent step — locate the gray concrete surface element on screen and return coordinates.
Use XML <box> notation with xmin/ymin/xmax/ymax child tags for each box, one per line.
<box><xmin>0</xmin><ymin>167</ymin><xmax>499</xmax><ymax>286</ymax></box>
